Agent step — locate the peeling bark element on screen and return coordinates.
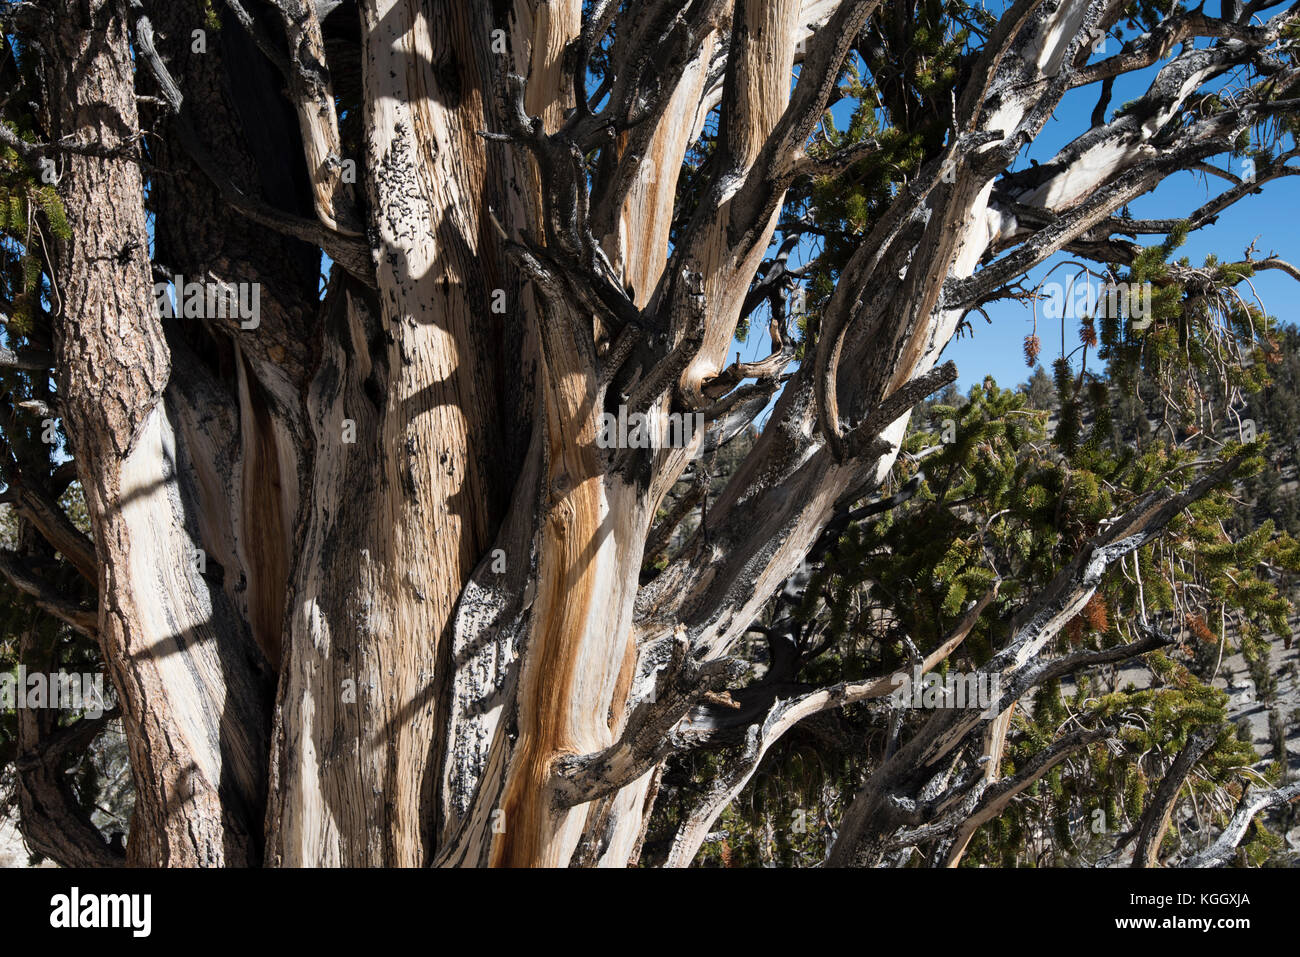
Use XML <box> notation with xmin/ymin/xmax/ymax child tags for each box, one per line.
<box><xmin>15</xmin><ymin>0</ymin><xmax>1298</xmax><ymax>868</ymax></box>
<box><xmin>48</xmin><ymin>0</ymin><xmax>271</xmax><ymax>865</ymax></box>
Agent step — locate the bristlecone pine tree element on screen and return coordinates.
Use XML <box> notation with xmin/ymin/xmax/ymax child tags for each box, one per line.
<box><xmin>1</xmin><ymin>0</ymin><xmax>1299</xmax><ymax>867</ymax></box>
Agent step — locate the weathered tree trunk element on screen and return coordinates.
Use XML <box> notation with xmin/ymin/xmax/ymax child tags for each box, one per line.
<box><xmin>48</xmin><ymin>0</ymin><xmax>271</xmax><ymax>865</ymax></box>
<box><xmin>263</xmin><ymin>0</ymin><xmax>577</xmax><ymax>865</ymax></box>
<box><xmin>21</xmin><ymin>0</ymin><xmax>1297</xmax><ymax>869</ymax></box>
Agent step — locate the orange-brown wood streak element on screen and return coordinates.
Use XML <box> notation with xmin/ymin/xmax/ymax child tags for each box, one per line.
<box><xmin>491</xmin><ymin>325</ymin><xmax>603</xmax><ymax>866</ymax></box>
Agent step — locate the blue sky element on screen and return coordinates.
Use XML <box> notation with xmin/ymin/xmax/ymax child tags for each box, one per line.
<box><xmin>945</xmin><ymin>38</ymin><xmax>1300</xmax><ymax>392</ymax></box>
<box><xmin>56</xmin><ymin>8</ymin><xmax>1298</xmax><ymax>409</ymax></box>
<box><xmin>731</xmin><ymin>5</ymin><xmax>1299</xmax><ymax>397</ymax></box>
<box><xmin>211</xmin><ymin>12</ymin><xmax>1300</xmax><ymax>405</ymax></box>
<box><xmin>945</xmin><ymin>169</ymin><xmax>1300</xmax><ymax>392</ymax></box>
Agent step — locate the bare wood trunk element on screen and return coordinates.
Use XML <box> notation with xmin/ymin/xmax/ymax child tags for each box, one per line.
<box><xmin>18</xmin><ymin>0</ymin><xmax>1284</xmax><ymax>871</ymax></box>
<box><xmin>265</xmin><ymin>0</ymin><xmax>551</xmax><ymax>866</ymax></box>
<box><xmin>488</xmin><ymin>304</ymin><xmax>654</xmax><ymax>867</ymax></box>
